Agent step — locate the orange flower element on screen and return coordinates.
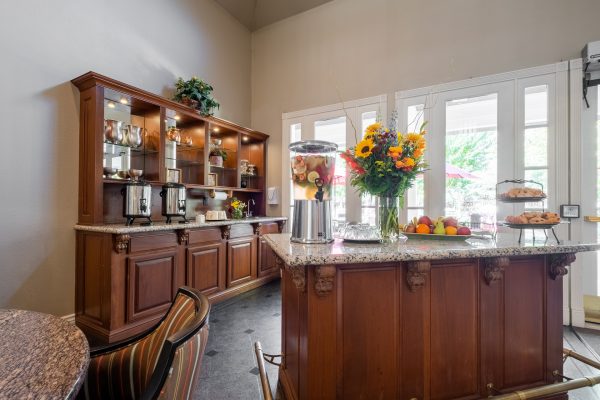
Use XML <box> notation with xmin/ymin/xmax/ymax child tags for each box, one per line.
<box><xmin>395</xmin><ymin>159</ymin><xmax>406</xmax><ymax>169</ymax></box>
<box><xmin>413</xmin><ymin>148</ymin><xmax>423</xmax><ymax>159</ymax></box>
<box><xmin>403</xmin><ymin>157</ymin><xmax>415</xmax><ymax>167</ymax></box>
<box><xmin>386</xmin><ymin>145</ymin><xmax>402</xmax><ymax>159</ymax></box>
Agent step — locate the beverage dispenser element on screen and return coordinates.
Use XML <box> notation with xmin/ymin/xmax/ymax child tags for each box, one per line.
<box><xmin>289</xmin><ymin>140</ymin><xmax>337</xmax><ymax>243</ymax></box>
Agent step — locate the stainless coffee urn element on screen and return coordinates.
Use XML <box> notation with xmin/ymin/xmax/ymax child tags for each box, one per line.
<box><xmin>160</xmin><ymin>183</ymin><xmax>188</xmax><ymax>224</ymax></box>
<box><xmin>121</xmin><ymin>181</ymin><xmax>152</xmax><ymax>226</ymax></box>
<box><xmin>289</xmin><ymin>140</ymin><xmax>337</xmax><ymax>243</ymax></box>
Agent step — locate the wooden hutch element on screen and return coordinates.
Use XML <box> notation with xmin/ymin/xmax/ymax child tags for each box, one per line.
<box><xmin>72</xmin><ymin>72</ymin><xmax>284</xmax><ymax>343</ymax></box>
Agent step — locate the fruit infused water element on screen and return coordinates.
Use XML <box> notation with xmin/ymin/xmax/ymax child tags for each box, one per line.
<box><xmin>289</xmin><ymin>140</ymin><xmax>337</xmax><ymax>201</ymax></box>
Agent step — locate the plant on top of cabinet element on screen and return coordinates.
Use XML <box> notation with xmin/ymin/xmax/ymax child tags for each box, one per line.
<box><xmin>173</xmin><ymin>76</ymin><xmax>220</xmax><ymax>116</ymax></box>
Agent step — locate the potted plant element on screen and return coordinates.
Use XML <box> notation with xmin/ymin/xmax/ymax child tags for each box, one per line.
<box><xmin>173</xmin><ymin>77</ymin><xmax>220</xmax><ymax>116</ymax></box>
<box><xmin>209</xmin><ymin>148</ymin><xmax>227</xmax><ymax>167</ymax></box>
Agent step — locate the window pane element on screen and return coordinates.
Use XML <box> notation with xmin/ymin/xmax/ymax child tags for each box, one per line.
<box><xmin>407</xmin><ymin>208</ymin><xmax>423</xmax><ymax>223</ymax></box>
<box><xmin>525</xmin><ymin>85</ymin><xmax>548</xmax><ymax>126</ymax></box>
<box><xmin>405</xmin><ymin>105</ymin><xmax>426</xmax><ymax>218</ymax></box>
<box><xmin>524</xmin><ymin>168</ymin><xmax>548</xmax><ymax>209</ymax></box>
<box><xmin>361</xmin><ymin>194</ymin><xmax>377</xmax><ymax>225</ymax></box>
<box><xmin>445</xmin><ymin>93</ymin><xmax>498</xmax><ymax>225</ymax></box>
<box><xmin>361</xmin><ymin>111</ymin><xmax>377</xmax><ymax>133</ymax></box>
<box><xmin>524</xmin><ymin>127</ymin><xmax>548</xmax><ymax>167</ymax></box>
<box><xmin>290</xmin><ymin>123</ymin><xmax>301</xmax><ymax>142</ymax></box>
<box><xmin>315</xmin><ymin>117</ymin><xmax>346</xmax><ymax>225</ymax></box>
<box><xmin>407</xmin><ymin>104</ymin><xmax>424</xmax><ymax>132</ymax></box>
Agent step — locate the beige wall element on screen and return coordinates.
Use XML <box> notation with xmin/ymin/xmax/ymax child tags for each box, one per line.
<box><xmin>0</xmin><ymin>0</ymin><xmax>250</xmax><ymax>315</ymax></box>
<box><xmin>251</xmin><ymin>0</ymin><xmax>600</xmax><ymax>216</ymax></box>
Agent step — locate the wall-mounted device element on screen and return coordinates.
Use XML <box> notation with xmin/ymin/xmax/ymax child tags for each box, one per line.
<box><xmin>267</xmin><ymin>187</ymin><xmax>279</xmax><ymax>205</ymax></box>
<box><xmin>582</xmin><ymin>40</ymin><xmax>600</xmax><ymax>108</ymax></box>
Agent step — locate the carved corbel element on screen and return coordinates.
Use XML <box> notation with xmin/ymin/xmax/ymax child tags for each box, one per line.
<box><xmin>286</xmin><ymin>264</ymin><xmax>306</xmax><ymax>293</ymax></box>
<box><xmin>113</xmin><ymin>234</ymin><xmax>130</xmax><ymax>254</ymax></box>
<box><xmin>484</xmin><ymin>257</ymin><xmax>509</xmax><ymax>285</ymax></box>
<box><xmin>275</xmin><ymin>255</ymin><xmax>284</xmax><ymax>269</ymax></box>
<box><xmin>549</xmin><ymin>253</ymin><xmax>576</xmax><ymax>280</ymax></box>
<box><xmin>277</xmin><ymin>220</ymin><xmax>286</xmax><ymax>233</ymax></box>
<box><xmin>314</xmin><ymin>265</ymin><xmax>336</xmax><ymax>297</ymax></box>
<box><xmin>177</xmin><ymin>229</ymin><xmax>190</xmax><ymax>245</ymax></box>
<box><xmin>221</xmin><ymin>225</ymin><xmax>231</xmax><ymax>240</ymax></box>
<box><xmin>406</xmin><ymin>260</ymin><xmax>431</xmax><ymax>292</ymax></box>
<box><xmin>253</xmin><ymin>223</ymin><xmax>263</xmax><ymax>236</ymax></box>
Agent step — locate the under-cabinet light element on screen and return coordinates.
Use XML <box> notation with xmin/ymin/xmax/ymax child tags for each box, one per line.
<box><xmin>213</xmin><ymin>127</ymin><xmax>220</xmax><ymax>132</ymax></box>
<box><xmin>119</xmin><ymin>98</ymin><xmax>128</xmax><ymax>105</ymax></box>
<box><xmin>107</xmin><ymin>102</ymin><xmax>116</xmax><ymax>109</ymax></box>
<box><xmin>243</xmin><ymin>136</ymin><xmax>249</xmax><ymax>142</ymax></box>
<box><xmin>174</xmin><ymin>115</ymin><xmax>181</xmax><ymax>121</ymax></box>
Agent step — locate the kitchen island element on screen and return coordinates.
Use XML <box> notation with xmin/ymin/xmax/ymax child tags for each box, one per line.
<box><xmin>263</xmin><ymin>233</ymin><xmax>600</xmax><ymax>400</ymax></box>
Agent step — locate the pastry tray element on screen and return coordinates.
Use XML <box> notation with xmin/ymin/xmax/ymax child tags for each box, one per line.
<box><xmin>499</xmin><ymin>221</ymin><xmax>561</xmax><ymax>229</ymax></box>
<box><xmin>497</xmin><ymin>195</ymin><xmax>547</xmax><ymax>203</ymax></box>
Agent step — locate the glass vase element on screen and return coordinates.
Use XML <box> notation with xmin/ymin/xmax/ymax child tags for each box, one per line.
<box><xmin>378</xmin><ymin>196</ymin><xmax>400</xmax><ymax>242</ymax></box>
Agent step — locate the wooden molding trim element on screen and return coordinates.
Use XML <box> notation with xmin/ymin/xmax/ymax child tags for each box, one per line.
<box><xmin>177</xmin><ymin>229</ymin><xmax>190</xmax><ymax>245</ymax></box>
<box><xmin>549</xmin><ymin>253</ymin><xmax>575</xmax><ymax>280</ymax></box>
<box><xmin>406</xmin><ymin>260</ymin><xmax>431</xmax><ymax>292</ymax></box>
<box><xmin>113</xmin><ymin>234</ymin><xmax>130</xmax><ymax>253</ymax></box>
<box><xmin>314</xmin><ymin>265</ymin><xmax>336</xmax><ymax>297</ymax></box>
<box><xmin>287</xmin><ymin>264</ymin><xmax>306</xmax><ymax>293</ymax></box>
<box><xmin>221</xmin><ymin>225</ymin><xmax>231</xmax><ymax>240</ymax></box>
<box><xmin>277</xmin><ymin>220</ymin><xmax>286</xmax><ymax>233</ymax></box>
<box><xmin>484</xmin><ymin>257</ymin><xmax>509</xmax><ymax>285</ymax></box>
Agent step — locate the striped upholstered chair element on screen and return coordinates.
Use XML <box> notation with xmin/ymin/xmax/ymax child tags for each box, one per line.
<box><xmin>78</xmin><ymin>287</ymin><xmax>210</xmax><ymax>400</ymax></box>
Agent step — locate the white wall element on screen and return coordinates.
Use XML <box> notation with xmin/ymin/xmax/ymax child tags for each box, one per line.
<box><xmin>0</xmin><ymin>0</ymin><xmax>251</xmax><ymax>315</ymax></box>
<box><xmin>251</xmin><ymin>0</ymin><xmax>600</xmax><ymax>216</ymax></box>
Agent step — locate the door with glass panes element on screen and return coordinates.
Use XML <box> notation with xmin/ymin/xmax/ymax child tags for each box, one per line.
<box><xmin>282</xmin><ymin>99</ymin><xmax>386</xmax><ymax>231</ymax></box>
<box><xmin>398</xmin><ymin>75</ymin><xmax>560</xmax><ymax>241</ymax></box>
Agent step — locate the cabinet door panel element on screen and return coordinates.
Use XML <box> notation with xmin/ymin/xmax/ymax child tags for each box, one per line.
<box><xmin>227</xmin><ymin>237</ymin><xmax>256</xmax><ymax>287</ymax></box>
<box><xmin>258</xmin><ymin>238</ymin><xmax>277</xmax><ymax>277</ymax></box>
<box><xmin>187</xmin><ymin>242</ymin><xmax>225</xmax><ymax>295</ymax></box>
<box><xmin>430</xmin><ymin>261</ymin><xmax>479</xmax><ymax>399</ymax></box>
<box><xmin>127</xmin><ymin>250</ymin><xmax>177</xmax><ymax>323</ymax></box>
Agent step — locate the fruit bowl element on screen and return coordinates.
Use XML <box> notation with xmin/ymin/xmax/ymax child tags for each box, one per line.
<box><xmin>403</xmin><ymin>232</ymin><xmax>475</xmax><ymax>241</ymax></box>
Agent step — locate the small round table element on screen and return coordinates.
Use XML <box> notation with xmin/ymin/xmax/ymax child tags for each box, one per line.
<box><xmin>0</xmin><ymin>309</ymin><xmax>90</xmax><ymax>399</ymax></box>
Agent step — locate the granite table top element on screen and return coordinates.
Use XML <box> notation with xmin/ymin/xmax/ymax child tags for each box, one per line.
<box><xmin>74</xmin><ymin>216</ymin><xmax>287</xmax><ymax>234</ymax></box>
<box><xmin>0</xmin><ymin>309</ymin><xmax>90</xmax><ymax>399</ymax></box>
<box><xmin>264</xmin><ymin>233</ymin><xmax>600</xmax><ymax>267</ymax></box>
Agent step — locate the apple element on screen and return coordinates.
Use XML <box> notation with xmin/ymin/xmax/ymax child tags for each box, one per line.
<box><xmin>443</xmin><ymin>217</ymin><xmax>458</xmax><ymax>228</ymax></box>
<box><xmin>418</xmin><ymin>216</ymin><xmax>432</xmax><ymax>226</ymax></box>
<box><xmin>457</xmin><ymin>226</ymin><xmax>471</xmax><ymax>235</ymax></box>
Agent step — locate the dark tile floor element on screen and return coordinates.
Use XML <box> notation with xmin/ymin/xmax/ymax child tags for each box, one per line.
<box><xmin>198</xmin><ymin>280</ymin><xmax>281</xmax><ymax>399</ymax></box>
<box><xmin>197</xmin><ymin>279</ymin><xmax>600</xmax><ymax>399</ymax></box>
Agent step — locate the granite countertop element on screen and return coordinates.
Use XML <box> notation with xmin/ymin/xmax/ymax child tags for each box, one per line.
<box><xmin>74</xmin><ymin>216</ymin><xmax>287</xmax><ymax>234</ymax></box>
<box><xmin>0</xmin><ymin>309</ymin><xmax>89</xmax><ymax>399</ymax></box>
<box><xmin>263</xmin><ymin>233</ymin><xmax>600</xmax><ymax>267</ymax></box>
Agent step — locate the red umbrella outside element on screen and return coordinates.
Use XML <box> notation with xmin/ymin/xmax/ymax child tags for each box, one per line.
<box><xmin>446</xmin><ymin>163</ymin><xmax>480</xmax><ymax>179</ymax></box>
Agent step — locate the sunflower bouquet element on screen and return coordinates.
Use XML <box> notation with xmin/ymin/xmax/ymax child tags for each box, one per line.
<box><xmin>228</xmin><ymin>197</ymin><xmax>246</xmax><ymax>219</ymax></box>
<box><xmin>341</xmin><ymin>121</ymin><xmax>427</xmax><ymax>239</ymax></box>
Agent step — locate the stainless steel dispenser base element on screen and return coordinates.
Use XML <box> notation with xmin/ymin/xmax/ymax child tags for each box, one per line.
<box><xmin>291</xmin><ymin>200</ymin><xmax>333</xmax><ymax>244</ymax></box>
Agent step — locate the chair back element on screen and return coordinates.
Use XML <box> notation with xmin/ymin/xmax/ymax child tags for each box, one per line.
<box><xmin>80</xmin><ymin>287</ymin><xmax>210</xmax><ymax>400</ymax></box>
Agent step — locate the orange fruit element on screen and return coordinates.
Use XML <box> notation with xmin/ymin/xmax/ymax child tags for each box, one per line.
<box><xmin>445</xmin><ymin>226</ymin><xmax>458</xmax><ymax>235</ymax></box>
<box><xmin>416</xmin><ymin>223</ymin><xmax>430</xmax><ymax>234</ymax></box>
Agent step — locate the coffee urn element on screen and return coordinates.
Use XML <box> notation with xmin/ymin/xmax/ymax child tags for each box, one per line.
<box><xmin>160</xmin><ymin>183</ymin><xmax>188</xmax><ymax>224</ymax></box>
<box><xmin>121</xmin><ymin>181</ymin><xmax>152</xmax><ymax>226</ymax></box>
<box><xmin>289</xmin><ymin>140</ymin><xmax>337</xmax><ymax>243</ymax></box>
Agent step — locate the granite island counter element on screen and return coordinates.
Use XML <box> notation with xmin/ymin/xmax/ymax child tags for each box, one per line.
<box><xmin>263</xmin><ymin>233</ymin><xmax>600</xmax><ymax>400</ymax></box>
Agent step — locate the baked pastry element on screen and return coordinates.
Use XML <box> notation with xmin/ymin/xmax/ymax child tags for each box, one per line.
<box><xmin>528</xmin><ymin>217</ymin><xmax>546</xmax><ymax>224</ymax></box>
<box><xmin>523</xmin><ymin>211</ymin><xmax>542</xmax><ymax>219</ymax></box>
<box><xmin>542</xmin><ymin>212</ymin><xmax>559</xmax><ymax>220</ymax></box>
<box><xmin>501</xmin><ymin>187</ymin><xmax>546</xmax><ymax>199</ymax></box>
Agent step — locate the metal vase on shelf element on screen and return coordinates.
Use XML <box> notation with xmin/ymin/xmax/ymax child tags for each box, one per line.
<box><xmin>289</xmin><ymin>140</ymin><xmax>337</xmax><ymax>243</ymax></box>
<box><xmin>104</xmin><ymin>119</ymin><xmax>123</xmax><ymax>144</ymax></box>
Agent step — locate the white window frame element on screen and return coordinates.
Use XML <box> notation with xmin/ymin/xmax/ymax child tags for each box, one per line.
<box><xmin>281</xmin><ymin>95</ymin><xmax>387</xmax><ymax>226</ymax></box>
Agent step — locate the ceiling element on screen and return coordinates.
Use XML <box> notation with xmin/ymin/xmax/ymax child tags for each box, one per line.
<box><xmin>214</xmin><ymin>0</ymin><xmax>332</xmax><ymax>31</ymax></box>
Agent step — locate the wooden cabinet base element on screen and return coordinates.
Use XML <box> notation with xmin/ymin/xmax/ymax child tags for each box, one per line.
<box><xmin>76</xmin><ymin>222</ymin><xmax>282</xmax><ymax>344</ymax></box>
<box><xmin>278</xmin><ymin>255</ymin><xmax>570</xmax><ymax>400</ymax></box>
